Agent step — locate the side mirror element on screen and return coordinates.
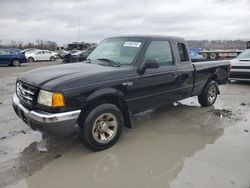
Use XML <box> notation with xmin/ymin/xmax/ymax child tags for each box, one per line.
<box><xmin>138</xmin><ymin>59</ymin><xmax>159</xmax><ymax>74</ymax></box>
<box><xmin>144</xmin><ymin>59</ymin><xmax>160</xmax><ymax>69</ymax></box>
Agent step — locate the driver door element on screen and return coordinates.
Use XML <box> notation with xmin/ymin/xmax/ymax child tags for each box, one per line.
<box><xmin>126</xmin><ymin>40</ymin><xmax>179</xmax><ymax>113</ymax></box>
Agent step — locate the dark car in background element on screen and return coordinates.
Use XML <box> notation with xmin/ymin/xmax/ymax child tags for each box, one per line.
<box><xmin>63</xmin><ymin>50</ymin><xmax>90</xmax><ymax>63</ymax></box>
<box><xmin>63</xmin><ymin>47</ymin><xmax>97</xmax><ymax>63</ymax></box>
<box><xmin>247</xmin><ymin>41</ymin><xmax>250</xmax><ymax>49</ymax></box>
<box><xmin>0</xmin><ymin>49</ymin><xmax>27</xmax><ymax>66</ymax></box>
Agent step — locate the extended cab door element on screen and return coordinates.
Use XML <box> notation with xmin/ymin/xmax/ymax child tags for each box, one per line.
<box><xmin>127</xmin><ymin>39</ymin><xmax>179</xmax><ymax>113</ymax></box>
<box><xmin>173</xmin><ymin>41</ymin><xmax>195</xmax><ymax>100</ymax></box>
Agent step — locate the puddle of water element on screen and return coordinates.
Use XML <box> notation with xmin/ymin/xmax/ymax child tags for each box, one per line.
<box><xmin>0</xmin><ymin>131</ymin><xmax>42</xmax><ymax>163</ymax></box>
<box><xmin>7</xmin><ymin>103</ymin><xmax>229</xmax><ymax>188</ymax></box>
<box><xmin>9</xmin><ymin>110</ymin><xmax>250</xmax><ymax>188</ymax></box>
<box><xmin>170</xmin><ymin>121</ymin><xmax>250</xmax><ymax>188</ymax></box>
<box><xmin>5</xmin><ymin>179</ymin><xmax>28</xmax><ymax>188</ymax></box>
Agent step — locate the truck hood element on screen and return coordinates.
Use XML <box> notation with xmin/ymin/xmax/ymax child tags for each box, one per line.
<box><xmin>18</xmin><ymin>62</ymin><xmax>129</xmax><ymax>90</ymax></box>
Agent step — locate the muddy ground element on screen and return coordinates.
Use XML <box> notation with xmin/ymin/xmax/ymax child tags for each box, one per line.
<box><xmin>0</xmin><ymin>61</ymin><xmax>250</xmax><ymax>188</ymax></box>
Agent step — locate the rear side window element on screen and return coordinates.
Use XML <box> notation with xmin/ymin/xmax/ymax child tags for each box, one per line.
<box><xmin>177</xmin><ymin>43</ymin><xmax>189</xmax><ymax>62</ymax></box>
<box><xmin>145</xmin><ymin>41</ymin><xmax>173</xmax><ymax>66</ymax></box>
<box><xmin>0</xmin><ymin>50</ymin><xmax>8</xmax><ymax>55</ymax></box>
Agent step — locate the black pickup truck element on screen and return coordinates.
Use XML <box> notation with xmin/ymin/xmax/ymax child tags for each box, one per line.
<box><xmin>13</xmin><ymin>36</ymin><xmax>231</xmax><ymax>151</ymax></box>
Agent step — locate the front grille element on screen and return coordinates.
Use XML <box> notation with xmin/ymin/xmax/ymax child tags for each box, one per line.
<box><xmin>16</xmin><ymin>81</ymin><xmax>37</xmax><ymax>108</ymax></box>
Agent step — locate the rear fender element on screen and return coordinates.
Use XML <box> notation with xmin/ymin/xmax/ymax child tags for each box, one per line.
<box><xmin>204</xmin><ymin>80</ymin><xmax>220</xmax><ymax>95</ymax></box>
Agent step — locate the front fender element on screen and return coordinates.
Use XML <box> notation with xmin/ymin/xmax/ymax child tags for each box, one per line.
<box><xmin>86</xmin><ymin>87</ymin><xmax>125</xmax><ymax>102</ymax></box>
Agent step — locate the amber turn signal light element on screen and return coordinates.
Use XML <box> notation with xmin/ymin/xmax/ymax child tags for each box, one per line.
<box><xmin>52</xmin><ymin>92</ymin><xmax>65</xmax><ymax>107</ymax></box>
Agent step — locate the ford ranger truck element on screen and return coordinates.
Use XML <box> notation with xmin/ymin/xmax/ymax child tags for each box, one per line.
<box><xmin>12</xmin><ymin>36</ymin><xmax>231</xmax><ymax>151</ymax></box>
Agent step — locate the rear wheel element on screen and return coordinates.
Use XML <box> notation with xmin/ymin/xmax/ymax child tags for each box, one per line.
<box><xmin>198</xmin><ymin>81</ymin><xmax>218</xmax><ymax>107</ymax></box>
<box><xmin>81</xmin><ymin>103</ymin><xmax>123</xmax><ymax>151</ymax></box>
<box><xmin>28</xmin><ymin>57</ymin><xmax>34</xmax><ymax>63</ymax></box>
<box><xmin>12</xmin><ymin>59</ymin><xmax>20</xmax><ymax>66</ymax></box>
<box><xmin>209</xmin><ymin>53</ymin><xmax>217</xmax><ymax>60</ymax></box>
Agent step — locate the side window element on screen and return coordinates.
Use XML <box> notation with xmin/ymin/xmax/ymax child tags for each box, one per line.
<box><xmin>177</xmin><ymin>43</ymin><xmax>189</xmax><ymax>62</ymax></box>
<box><xmin>0</xmin><ymin>50</ymin><xmax>6</xmax><ymax>55</ymax></box>
<box><xmin>145</xmin><ymin>41</ymin><xmax>173</xmax><ymax>66</ymax></box>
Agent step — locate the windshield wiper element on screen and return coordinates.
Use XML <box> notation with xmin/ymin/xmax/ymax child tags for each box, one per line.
<box><xmin>97</xmin><ymin>58</ymin><xmax>121</xmax><ymax>67</ymax></box>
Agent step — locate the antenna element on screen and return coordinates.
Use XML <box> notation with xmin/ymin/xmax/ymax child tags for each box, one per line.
<box><xmin>78</xmin><ymin>18</ymin><xmax>80</xmax><ymax>42</ymax></box>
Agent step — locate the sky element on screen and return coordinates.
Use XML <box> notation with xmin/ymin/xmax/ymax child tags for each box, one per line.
<box><xmin>0</xmin><ymin>0</ymin><xmax>249</xmax><ymax>45</ymax></box>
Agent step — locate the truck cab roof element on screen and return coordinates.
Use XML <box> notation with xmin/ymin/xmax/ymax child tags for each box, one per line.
<box><xmin>109</xmin><ymin>35</ymin><xmax>185</xmax><ymax>41</ymax></box>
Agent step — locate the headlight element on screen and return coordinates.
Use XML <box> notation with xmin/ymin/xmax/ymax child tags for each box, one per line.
<box><xmin>37</xmin><ymin>90</ymin><xmax>65</xmax><ymax>107</ymax></box>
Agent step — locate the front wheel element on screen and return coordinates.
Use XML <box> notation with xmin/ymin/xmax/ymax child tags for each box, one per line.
<box><xmin>81</xmin><ymin>103</ymin><xmax>123</xmax><ymax>151</ymax></box>
<box><xmin>198</xmin><ymin>81</ymin><xmax>218</xmax><ymax>107</ymax></box>
<box><xmin>50</xmin><ymin>56</ymin><xmax>56</xmax><ymax>61</ymax></box>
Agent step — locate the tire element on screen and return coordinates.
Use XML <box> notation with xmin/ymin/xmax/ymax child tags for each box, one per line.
<box><xmin>198</xmin><ymin>81</ymin><xmax>218</xmax><ymax>107</ymax></box>
<box><xmin>28</xmin><ymin>57</ymin><xmax>34</xmax><ymax>63</ymax></box>
<box><xmin>201</xmin><ymin>53</ymin><xmax>208</xmax><ymax>59</ymax></box>
<box><xmin>209</xmin><ymin>53</ymin><xmax>217</xmax><ymax>60</ymax></box>
<box><xmin>50</xmin><ymin>56</ymin><xmax>56</xmax><ymax>61</ymax></box>
<box><xmin>81</xmin><ymin>103</ymin><xmax>123</xmax><ymax>151</ymax></box>
<box><xmin>12</xmin><ymin>59</ymin><xmax>20</xmax><ymax>66</ymax></box>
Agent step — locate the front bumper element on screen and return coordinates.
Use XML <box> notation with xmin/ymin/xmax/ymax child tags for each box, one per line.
<box><xmin>229</xmin><ymin>69</ymin><xmax>250</xmax><ymax>81</ymax></box>
<box><xmin>12</xmin><ymin>94</ymin><xmax>81</xmax><ymax>136</ymax></box>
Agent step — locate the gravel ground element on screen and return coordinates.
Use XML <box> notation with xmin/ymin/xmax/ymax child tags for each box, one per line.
<box><xmin>0</xmin><ymin>61</ymin><xmax>250</xmax><ymax>188</ymax></box>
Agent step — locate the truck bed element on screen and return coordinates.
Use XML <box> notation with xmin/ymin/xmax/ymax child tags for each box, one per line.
<box><xmin>192</xmin><ymin>60</ymin><xmax>231</xmax><ymax>96</ymax></box>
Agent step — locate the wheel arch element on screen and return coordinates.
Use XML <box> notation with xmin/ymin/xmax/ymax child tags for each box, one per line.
<box><xmin>78</xmin><ymin>88</ymin><xmax>133</xmax><ymax>129</ymax></box>
<box><xmin>50</xmin><ymin>56</ymin><xmax>56</xmax><ymax>60</ymax></box>
<box><xmin>27</xmin><ymin>56</ymin><xmax>35</xmax><ymax>61</ymax></box>
<box><xmin>204</xmin><ymin>77</ymin><xmax>220</xmax><ymax>95</ymax></box>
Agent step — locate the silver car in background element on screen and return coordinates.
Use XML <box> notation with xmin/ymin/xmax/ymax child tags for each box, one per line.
<box><xmin>229</xmin><ymin>49</ymin><xmax>250</xmax><ymax>81</ymax></box>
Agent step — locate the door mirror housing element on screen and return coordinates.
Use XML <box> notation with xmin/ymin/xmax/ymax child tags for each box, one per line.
<box><xmin>144</xmin><ymin>59</ymin><xmax>160</xmax><ymax>69</ymax></box>
<box><xmin>138</xmin><ymin>59</ymin><xmax>159</xmax><ymax>74</ymax></box>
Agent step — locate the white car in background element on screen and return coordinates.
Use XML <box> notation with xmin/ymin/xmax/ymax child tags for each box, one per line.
<box><xmin>229</xmin><ymin>49</ymin><xmax>250</xmax><ymax>81</ymax></box>
<box><xmin>25</xmin><ymin>50</ymin><xmax>58</xmax><ymax>62</ymax></box>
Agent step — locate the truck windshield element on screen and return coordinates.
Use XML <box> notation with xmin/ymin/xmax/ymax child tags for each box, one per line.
<box><xmin>88</xmin><ymin>37</ymin><xmax>144</xmax><ymax>65</ymax></box>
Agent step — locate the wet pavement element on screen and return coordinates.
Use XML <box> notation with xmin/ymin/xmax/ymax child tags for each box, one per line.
<box><xmin>0</xmin><ymin>62</ymin><xmax>250</xmax><ymax>188</ymax></box>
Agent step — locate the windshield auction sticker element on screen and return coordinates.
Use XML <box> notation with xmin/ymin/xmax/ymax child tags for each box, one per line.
<box><xmin>123</xmin><ymin>41</ymin><xmax>141</xmax><ymax>48</ymax></box>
